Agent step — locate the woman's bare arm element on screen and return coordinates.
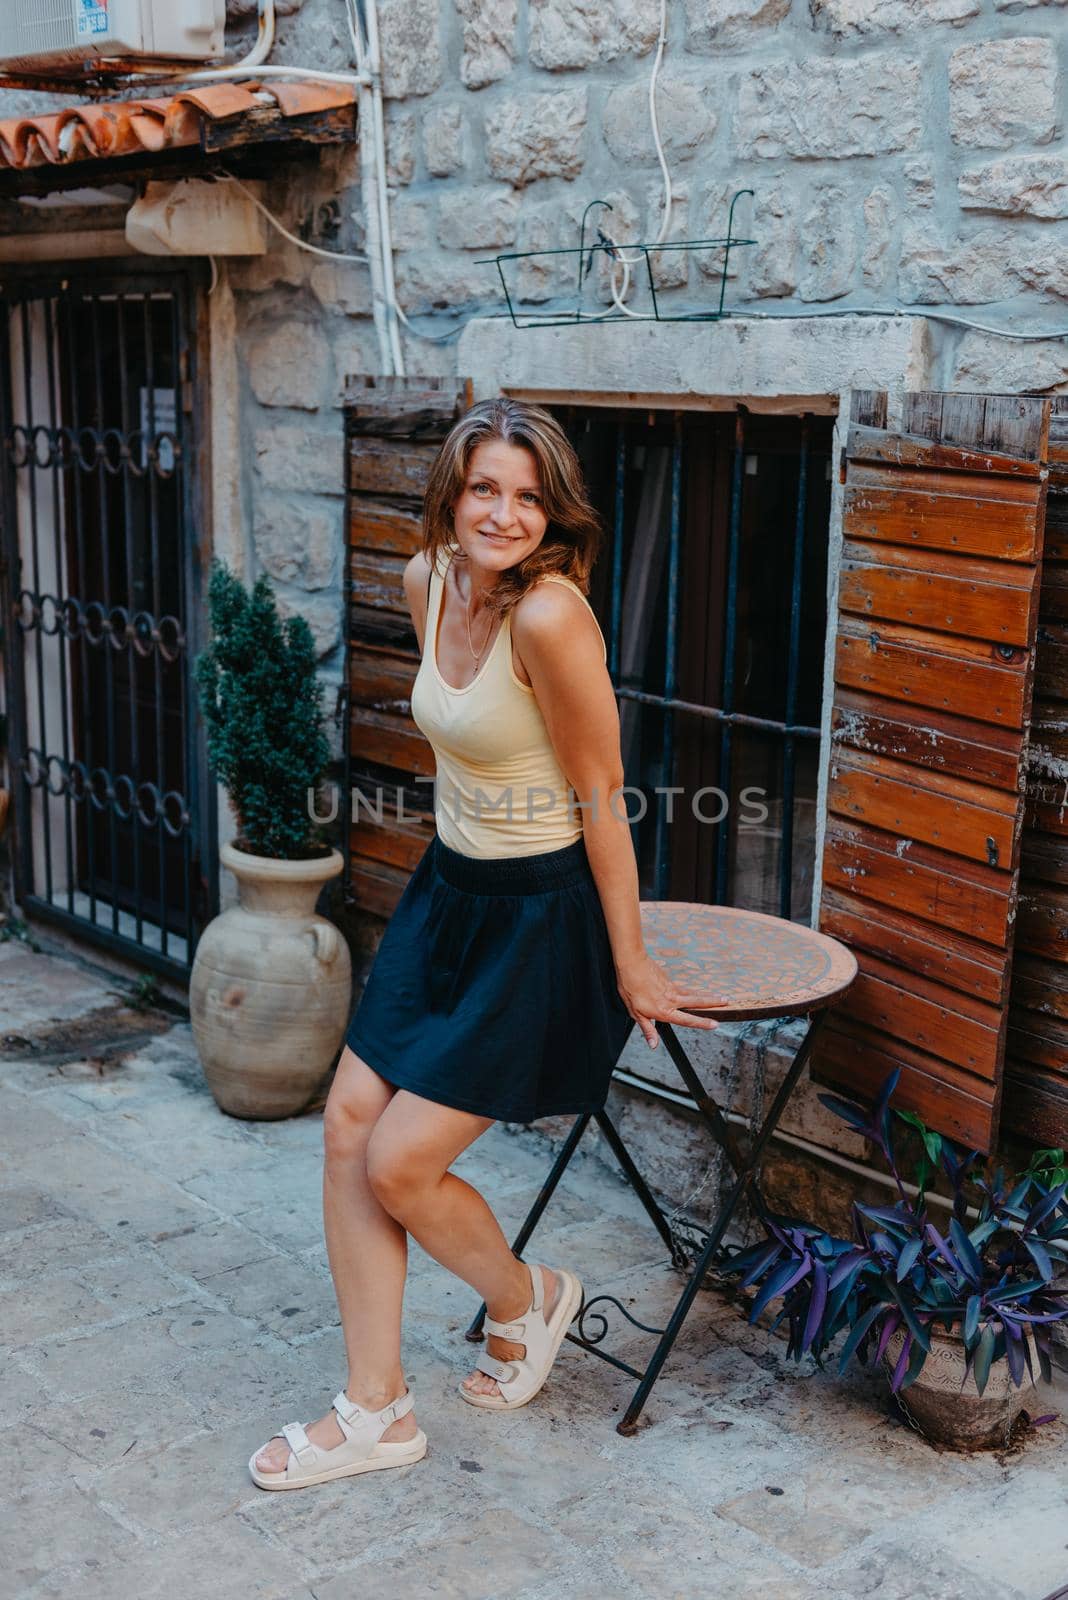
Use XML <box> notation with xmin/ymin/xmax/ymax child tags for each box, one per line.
<box><xmin>512</xmin><ymin>585</ymin><xmax>718</xmax><ymax>1048</ymax></box>
<box><xmin>402</xmin><ymin>549</ymin><xmax>435</xmax><ymax>653</ymax></box>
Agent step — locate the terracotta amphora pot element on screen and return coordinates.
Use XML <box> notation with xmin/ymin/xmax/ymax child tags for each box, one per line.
<box><xmin>884</xmin><ymin>1322</ymin><xmax>1039</xmax><ymax>1450</ymax></box>
<box><xmin>190</xmin><ymin>842</ymin><xmax>352</xmax><ymax>1119</ymax></box>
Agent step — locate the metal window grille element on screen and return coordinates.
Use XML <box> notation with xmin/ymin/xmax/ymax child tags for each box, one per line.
<box><xmin>0</xmin><ymin>264</ymin><xmax>215</xmax><ymax>976</ymax></box>
<box><xmin>559</xmin><ymin>407</ymin><xmax>833</xmax><ymax>919</ymax></box>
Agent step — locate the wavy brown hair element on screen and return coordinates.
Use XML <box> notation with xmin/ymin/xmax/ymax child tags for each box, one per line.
<box><xmin>422</xmin><ymin>397</ymin><xmax>603</xmax><ymax>618</ymax></box>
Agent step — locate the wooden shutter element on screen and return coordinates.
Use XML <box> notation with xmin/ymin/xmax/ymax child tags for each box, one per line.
<box><xmin>343</xmin><ymin>375</ymin><xmax>471</xmax><ymax>917</ymax></box>
<box><xmin>813</xmin><ymin>390</ymin><xmax>1050</xmax><ymax>1153</ymax></box>
<box><xmin>1002</xmin><ymin>397</ymin><xmax>1068</xmax><ymax>1144</ymax></box>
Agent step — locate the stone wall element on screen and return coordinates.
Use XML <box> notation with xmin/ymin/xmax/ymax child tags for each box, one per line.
<box><xmin>3</xmin><ymin>0</ymin><xmax>1066</xmax><ymax>712</ymax></box>
<box><xmin>0</xmin><ymin>4</ymin><xmax>1065</xmax><ymax>1178</ymax></box>
<box><xmin>208</xmin><ymin>0</ymin><xmax>1068</xmax><ymax>731</ymax></box>
<box><xmin>236</xmin><ymin>0</ymin><xmax>1068</xmax><ymax>372</ymax></box>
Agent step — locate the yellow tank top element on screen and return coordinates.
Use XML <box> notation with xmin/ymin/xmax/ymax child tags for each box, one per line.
<box><xmin>410</xmin><ymin>550</ymin><xmax>609</xmax><ymax>858</ymax></box>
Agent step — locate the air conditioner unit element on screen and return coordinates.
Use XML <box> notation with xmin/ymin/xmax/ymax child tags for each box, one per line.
<box><xmin>0</xmin><ymin>0</ymin><xmax>227</xmax><ymax>75</ymax></box>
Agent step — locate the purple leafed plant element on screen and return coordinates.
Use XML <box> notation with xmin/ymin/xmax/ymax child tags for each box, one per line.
<box><xmin>723</xmin><ymin>1069</ymin><xmax>1068</xmax><ymax>1396</ymax></box>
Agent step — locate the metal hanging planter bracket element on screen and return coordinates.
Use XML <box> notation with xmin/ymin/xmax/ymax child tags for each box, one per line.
<box><xmin>479</xmin><ymin>189</ymin><xmax>756</xmax><ymax>330</ymax></box>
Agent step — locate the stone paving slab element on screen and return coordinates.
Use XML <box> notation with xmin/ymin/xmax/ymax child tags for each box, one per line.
<box><xmin>1</xmin><ymin>941</ymin><xmax>1066</xmax><ymax>1599</ymax></box>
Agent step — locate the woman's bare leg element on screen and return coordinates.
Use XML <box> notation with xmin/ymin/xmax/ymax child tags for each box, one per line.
<box><xmin>254</xmin><ymin>1048</ymin><xmax>416</xmax><ymax>1473</ymax></box>
<box><xmin>365</xmin><ymin>1091</ymin><xmax>564</xmax><ymax>1400</ymax></box>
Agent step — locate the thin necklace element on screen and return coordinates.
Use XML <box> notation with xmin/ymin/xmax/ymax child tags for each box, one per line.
<box><xmin>462</xmin><ymin>574</ymin><xmax>495</xmax><ymax>664</ymax></box>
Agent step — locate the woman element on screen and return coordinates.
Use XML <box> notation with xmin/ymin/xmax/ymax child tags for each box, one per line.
<box><xmin>249</xmin><ymin>398</ymin><xmax>717</xmax><ymax>1490</ymax></box>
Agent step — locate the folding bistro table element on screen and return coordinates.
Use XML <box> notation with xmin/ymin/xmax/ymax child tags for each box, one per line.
<box><xmin>467</xmin><ymin>901</ymin><xmax>858</xmax><ymax>1435</ymax></box>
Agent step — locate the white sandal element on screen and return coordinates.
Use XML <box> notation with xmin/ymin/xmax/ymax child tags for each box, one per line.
<box><xmin>248</xmin><ymin>1387</ymin><xmax>426</xmax><ymax>1490</ymax></box>
<box><xmin>460</xmin><ymin>1262</ymin><xmax>583</xmax><ymax>1412</ymax></box>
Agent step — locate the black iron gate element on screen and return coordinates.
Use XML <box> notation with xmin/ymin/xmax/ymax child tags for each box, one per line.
<box><xmin>0</xmin><ymin>262</ymin><xmax>215</xmax><ymax>978</ymax></box>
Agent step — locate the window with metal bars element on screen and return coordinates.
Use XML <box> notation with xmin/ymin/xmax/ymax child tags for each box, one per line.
<box><xmin>555</xmin><ymin>407</ymin><xmax>834</xmax><ymax>921</ymax></box>
<box><xmin>0</xmin><ymin>264</ymin><xmax>213</xmax><ymax>977</ymax></box>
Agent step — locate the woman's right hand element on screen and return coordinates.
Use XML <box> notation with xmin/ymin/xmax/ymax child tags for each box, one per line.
<box><xmin>615</xmin><ymin>950</ymin><xmax>720</xmax><ymax>1051</ymax></box>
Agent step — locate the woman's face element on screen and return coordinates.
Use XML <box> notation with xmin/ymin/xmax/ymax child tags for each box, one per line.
<box><xmin>451</xmin><ymin>439</ymin><xmax>549</xmax><ymax>576</ymax></box>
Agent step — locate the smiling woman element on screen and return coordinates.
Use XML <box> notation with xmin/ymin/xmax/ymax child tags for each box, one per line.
<box><xmin>249</xmin><ymin>397</ymin><xmax>719</xmax><ymax>1492</ymax></box>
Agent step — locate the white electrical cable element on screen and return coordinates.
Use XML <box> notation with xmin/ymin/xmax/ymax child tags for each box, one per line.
<box><xmin>214</xmin><ymin>173</ymin><xmax>368</xmax><ymax>263</ymax></box>
<box><xmin>500</xmin><ymin>302</ymin><xmax>1068</xmax><ymax>342</ymax></box>
<box><xmin>170</xmin><ymin>62</ymin><xmax>371</xmax><ymax>89</ymax></box>
<box><xmin>601</xmin><ymin>0</ymin><xmax>672</xmax><ymax>320</ymax></box>
<box><xmin>740</xmin><ymin>304</ymin><xmax>1068</xmax><ymax>343</ymax></box>
<box><xmin>363</xmin><ymin>0</ymin><xmax>405</xmax><ymax>375</ymax></box>
<box><xmin>345</xmin><ymin>0</ymin><xmax>393</xmax><ymax>371</ymax></box>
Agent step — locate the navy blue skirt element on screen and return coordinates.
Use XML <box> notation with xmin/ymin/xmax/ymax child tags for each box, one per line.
<box><xmin>345</xmin><ymin>833</ymin><xmax>635</xmax><ymax>1123</ymax></box>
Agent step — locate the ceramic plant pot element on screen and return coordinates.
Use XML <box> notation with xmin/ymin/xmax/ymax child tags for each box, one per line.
<box><xmin>884</xmin><ymin>1323</ymin><xmax>1039</xmax><ymax>1451</ymax></box>
<box><xmin>190</xmin><ymin>842</ymin><xmax>351</xmax><ymax>1119</ymax></box>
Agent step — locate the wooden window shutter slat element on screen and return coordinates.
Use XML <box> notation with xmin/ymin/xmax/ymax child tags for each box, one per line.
<box><xmin>343</xmin><ymin>375</ymin><xmax>472</xmax><ymax>917</ymax></box>
<box><xmin>1002</xmin><ymin>397</ymin><xmax>1068</xmax><ymax>1145</ymax></box>
<box><xmin>814</xmin><ymin>389</ymin><xmax>1051</xmax><ymax>1152</ymax></box>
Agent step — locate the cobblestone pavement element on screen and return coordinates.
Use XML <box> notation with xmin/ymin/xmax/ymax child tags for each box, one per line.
<box><xmin>2</xmin><ymin>938</ymin><xmax>1066</xmax><ymax>1600</ymax></box>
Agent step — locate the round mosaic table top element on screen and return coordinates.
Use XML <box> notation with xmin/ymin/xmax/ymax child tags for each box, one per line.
<box><xmin>639</xmin><ymin>902</ymin><xmax>858</xmax><ymax>1022</ymax></box>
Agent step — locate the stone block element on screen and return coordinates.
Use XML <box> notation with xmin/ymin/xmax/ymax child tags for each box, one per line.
<box><xmin>5</xmin><ymin>1479</ymin><xmax>137</xmax><ymax>1593</ymax></box>
<box><xmin>31</xmin><ymin>1516</ymin><xmax>316</xmax><ymax>1600</ymax></box>
<box><xmin>229</xmin><ymin>237</ymin><xmax>306</xmax><ymax>295</ymax></box>
<box><xmin>253</xmin><ymin>424</ymin><xmax>343</xmax><ymax>495</ymax></box>
<box><xmin>166</xmin><ymin>1334</ymin><xmax>324</xmax><ymax>1424</ymax></box>
<box><xmin>252</xmin><ymin>492</ymin><xmax>338</xmax><ymax>590</ymax></box>
<box><xmin>799</xmin><ymin>185</ymin><xmax>856</xmax><ymax>301</ymax></box>
<box><xmin>271</xmin><ymin>587</ymin><xmax>340</xmax><ymax>657</ymax></box>
<box><xmin>0</xmin><ymin>944</ymin><xmax>119</xmax><ymax>1034</ymax></box>
<box><xmin>603</xmin><ymin>75</ymin><xmax>717</xmax><ymax>165</ymax></box>
<box><xmin>485</xmin><ymin>89</ymin><xmax>588</xmax><ymax>186</ymax></box>
<box><xmin>0</xmin><ymin>1215</ymin><xmax>113</xmax><ymax>1286</ymax></box>
<box><xmin>812</xmin><ymin>0</ymin><xmax>977</xmax><ymax>30</ymax></box>
<box><xmin>685</xmin><ymin>0</ymin><xmax>791</xmax><ymax>49</ymax></box>
<box><xmin>901</xmin><ymin>1469</ymin><xmax>1068</xmax><ymax>1596</ymax></box>
<box><xmin>717</xmin><ymin>1445</ymin><xmax>967</xmax><ymax>1566</ymax></box>
<box><xmin>959</xmin><ymin>154</ymin><xmax>1068</xmax><ymax>217</ymax></box>
<box><xmin>203</xmin><ymin>1253</ymin><xmax>338</xmax><ymax>1340</ymax></box>
<box><xmin>833</xmin><ymin>1548</ymin><xmax>1031</xmax><ymax>1600</ymax></box>
<box><xmin>150</xmin><ymin>1218</ymin><xmax>283</xmax><ymax>1283</ymax></box>
<box><xmin>395</xmin><ymin>253</ymin><xmax>486</xmax><ymax>313</ymax></box>
<box><xmin>378</xmin><ymin>0</ymin><xmax>442</xmax><ymax>98</ymax></box>
<box><xmin>235</xmin><ymin>1198</ymin><xmax>326</xmax><ymax>1252</ymax></box>
<box><xmin>0</xmin><ymin>1094</ymin><xmax>80</xmax><ymax>1157</ymax></box>
<box><xmin>330</xmin><ymin>321</ymin><xmax>381</xmax><ymax>405</ymax></box>
<box><xmin>387</xmin><ymin>191</ymin><xmax>434</xmax><ymax>252</ymax></box>
<box><xmin>952</xmin><ymin>331</ymin><xmax>1068</xmax><ymax>392</ymax></box>
<box><xmin>645</xmin><ymin>180</ymin><xmax>690</xmax><ymax>289</ymax></box>
<box><xmin>530</xmin><ymin>0</ymin><xmax>658</xmax><ymax>69</ymax></box>
<box><xmin>862</xmin><ymin>185</ymin><xmax>898</xmax><ymax>288</ymax></box>
<box><xmin>1011</xmin><ymin>242</ymin><xmax>1068</xmax><ymax>300</ymax></box>
<box><xmin>76</xmin><ymin>1419</ymin><xmax>265</xmax><ymax>1536</ymax></box>
<box><xmin>4</xmin><ymin>1136</ymin><xmax>213</xmax><ymax>1241</ymax></box>
<box><xmin>178</xmin><ymin>1157</ymin><xmax>323</xmax><ymax>1225</ymax></box>
<box><xmin>691</xmin><ymin>182</ymin><xmax>745</xmax><ymax>283</ymax></box>
<box><xmin>437</xmin><ymin>184</ymin><xmax>519</xmax><ymax>249</ymax></box>
<box><xmin>307</xmin><ymin>259</ymin><xmax>373</xmax><ymax>316</ymax></box>
<box><xmin>247</xmin><ymin>320</ymin><xmax>329</xmax><ymax>411</ymax></box>
<box><xmin>385</xmin><ymin>108</ymin><xmax>415</xmax><ymax>186</ymax></box>
<box><xmin>456</xmin><ymin>0</ymin><xmax>517</xmax><ymax>89</ymax></box>
<box><xmin>424</xmin><ymin>102</ymin><xmax>466</xmax><ymax>177</ymax></box>
<box><xmin>903</xmin><ymin>157</ymin><xmax>937</xmax><ymax>209</ymax></box>
<box><xmin>27</xmin><ymin>1380</ymin><xmax>204</xmax><ymax>1469</ymax></box>
<box><xmin>737</xmin><ymin>58</ymin><xmax>922</xmax><ymax>158</ymax></box>
<box><xmin>315</xmin><ymin>1508</ymin><xmax>570</xmax><ymax>1599</ymax></box>
<box><xmin>949</xmin><ymin>38</ymin><xmax>1058</xmax><ymax>148</ymax></box>
<box><xmin>746</xmin><ymin>181</ymin><xmax>798</xmax><ymax>298</ymax></box>
<box><xmin>898</xmin><ymin>223</ymin><xmax>1019</xmax><ymax>303</ymax></box>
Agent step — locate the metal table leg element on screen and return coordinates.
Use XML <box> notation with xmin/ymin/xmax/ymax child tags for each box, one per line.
<box><xmin>616</xmin><ymin>1010</ymin><xmax>828</xmax><ymax>1434</ymax></box>
<box><xmin>465</xmin><ymin>1010</ymin><xmax>828</xmax><ymax>1435</ymax></box>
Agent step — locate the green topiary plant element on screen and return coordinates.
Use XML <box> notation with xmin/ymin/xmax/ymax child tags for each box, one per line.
<box><xmin>195</xmin><ymin>560</ymin><xmax>332</xmax><ymax>859</ymax></box>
